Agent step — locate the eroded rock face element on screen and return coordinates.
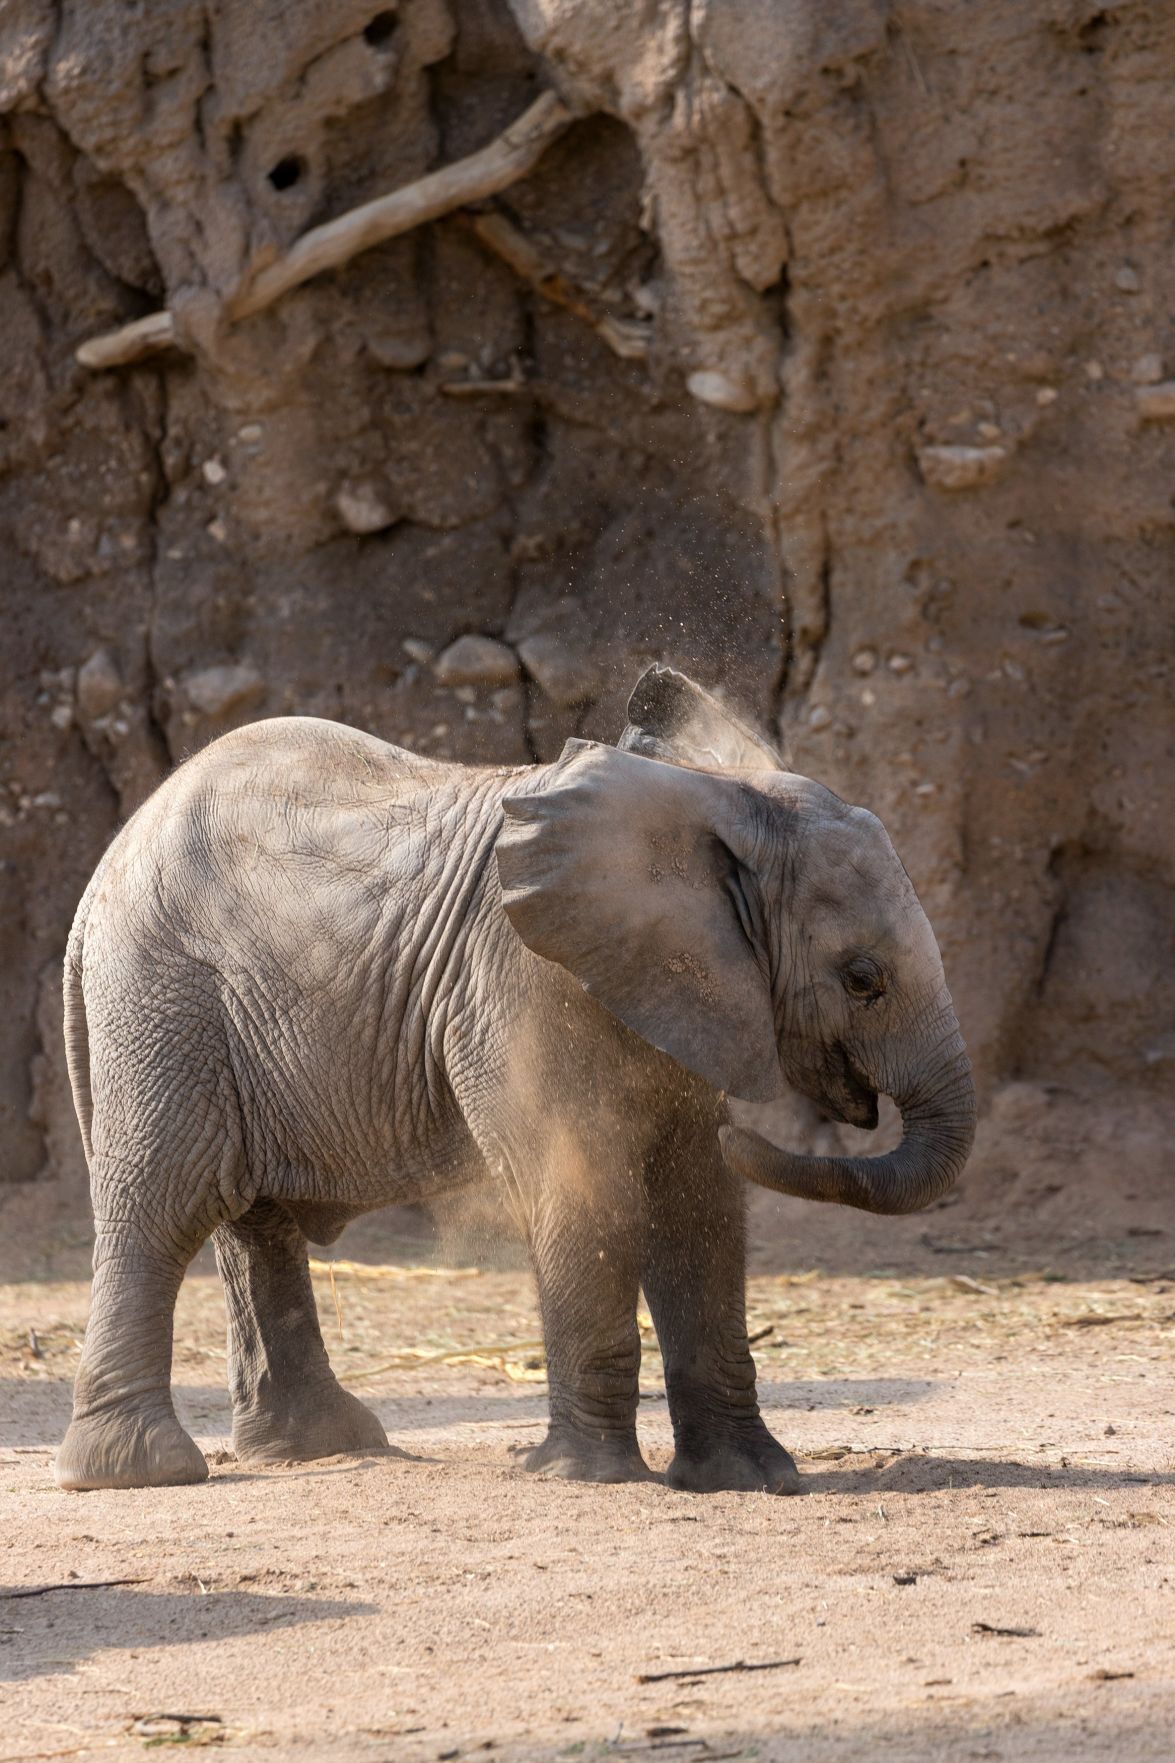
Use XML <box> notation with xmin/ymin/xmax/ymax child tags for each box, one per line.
<box><xmin>1</xmin><ymin>0</ymin><xmax>1172</xmax><ymax>1188</ymax></box>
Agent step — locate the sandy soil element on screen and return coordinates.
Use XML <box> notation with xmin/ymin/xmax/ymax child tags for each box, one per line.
<box><xmin>2</xmin><ymin>1186</ymin><xmax>1173</xmax><ymax>1763</ymax></box>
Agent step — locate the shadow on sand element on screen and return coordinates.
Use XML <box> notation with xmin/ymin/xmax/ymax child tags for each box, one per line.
<box><xmin>0</xmin><ymin>1580</ymin><xmax>375</xmax><ymax>1685</ymax></box>
<box><xmin>801</xmin><ymin>1453</ymin><xmax>1172</xmax><ymax>1495</ymax></box>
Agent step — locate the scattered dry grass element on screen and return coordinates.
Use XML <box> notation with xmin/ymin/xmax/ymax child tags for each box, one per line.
<box><xmin>5</xmin><ymin>1262</ymin><xmax>1171</xmax><ymax>1414</ymax></box>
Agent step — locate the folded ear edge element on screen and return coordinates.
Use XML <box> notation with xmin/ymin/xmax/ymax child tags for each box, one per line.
<box><xmin>621</xmin><ymin>665</ymin><xmax>787</xmax><ymax>772</ymax></box>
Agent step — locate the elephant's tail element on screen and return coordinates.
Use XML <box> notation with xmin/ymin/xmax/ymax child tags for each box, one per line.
<box><xmin>63</xmin><ymin>891</ymin><xmax>95</xmax><ymax>1169</ymax></box>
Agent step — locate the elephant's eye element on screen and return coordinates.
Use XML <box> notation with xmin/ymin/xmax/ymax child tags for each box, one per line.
<box><xmin>842</xmin><ymin>957</ymin><xmax>886</xmax><ymax>1003</ymax></box>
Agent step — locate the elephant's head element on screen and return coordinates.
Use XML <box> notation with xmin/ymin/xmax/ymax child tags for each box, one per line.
<box><xmin>495</xmin><ymin>674</ymin><xmax>975</xmax><ymax>1216</ymax></box>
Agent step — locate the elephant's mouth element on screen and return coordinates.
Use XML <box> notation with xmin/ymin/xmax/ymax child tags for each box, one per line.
<box><xmin>807</xmin><ymin>1043</ymin><xmax>879</xmax><ymax>1132</ymax></box>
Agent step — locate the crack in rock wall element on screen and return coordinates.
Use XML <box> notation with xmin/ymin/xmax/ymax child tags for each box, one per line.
<box><xmin>1</xmin><ymin>0</ymin><xmax>1172</xmax><ymax>1192</ymax></box>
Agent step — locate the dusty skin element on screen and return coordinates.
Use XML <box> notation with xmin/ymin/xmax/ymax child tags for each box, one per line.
<box><xmin>2</xmin><ymin>1184</ymin><xmax>1173</xmax><ymax>1763</ymax></box>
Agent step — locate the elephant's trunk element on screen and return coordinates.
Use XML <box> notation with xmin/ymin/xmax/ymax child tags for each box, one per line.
<box><xmin>720</xmin><ymin>1019</ymin><xmax>976</xmax><ymax>1216</ymax></box>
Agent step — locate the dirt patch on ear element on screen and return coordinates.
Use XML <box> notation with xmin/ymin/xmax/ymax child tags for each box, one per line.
<box><xmin>665</xmin><ymin>950</ymin><xmax>718</xmax><ymax>1006</ymax></box>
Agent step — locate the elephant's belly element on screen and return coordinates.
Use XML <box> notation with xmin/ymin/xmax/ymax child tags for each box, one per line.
<box><xmin>282</xmin><ymin>1200</ymin><xmax>363</xmax><ymax>1245</ymax></box>
<box><xmin>260</xmin><ymin>1105</ymin><xmax>488</xmax><ymax>1223</ymax></box>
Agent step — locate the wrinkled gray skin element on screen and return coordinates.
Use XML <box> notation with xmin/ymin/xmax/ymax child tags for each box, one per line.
<box><xmin>56</xmin><ymin>668</ymin><xmax>974</xmax><ymax>1495</ymax></box>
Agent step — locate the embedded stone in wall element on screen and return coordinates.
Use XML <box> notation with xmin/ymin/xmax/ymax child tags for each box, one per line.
<box><xmin>75</xmin><ymin>650</ymin><xmax>123</xmax><ymax>723</ymax></box>
<box><xmin>335</xmin><ymin>483</ymin><xmax>398</xmax><ymax>534</ymax></box>
<box><xmin>918</xmin><ymin>445</ymin><xmax>1008</xmax><ymax>490</ymax></box>
<box><xmin>1136</xmin><ymin>383</ymin><xmax>1175</xmax><ymax>421</ymax></box>
<box><xmin>517</xmin><ymin>635</ymin><xmax>599</xmax><ymax>708</ymax></box>
<box><xmin>182</xmin><ymin>663</ymin><xmax>267</xmax><ymax>719</ymax></box>
<box><xmin>433</xmin><ymin>635</ymin><xmax>520</xmax><ymax>688</ymax></box>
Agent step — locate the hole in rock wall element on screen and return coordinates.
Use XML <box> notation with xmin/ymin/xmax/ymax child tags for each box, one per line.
<box><xmin>268</xmin><ymin>155</ymin><xmax>306</xmax><ymax>192</ymax></box>
<box><xmin>363</xmin><ymin>11</ymin><xmax>398</xmax><ymax>47</ymax></box>
<box><xmin>1078</xmin><ymin>11</ymin><xmax>1109</xmax><ymax>52</ymax></box>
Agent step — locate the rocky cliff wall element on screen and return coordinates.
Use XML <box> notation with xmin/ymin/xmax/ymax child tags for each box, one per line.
<box><xmin>1</xmin><ymin>0</ymin><xmax>1172</xmax><ymax>1199</ymax></box>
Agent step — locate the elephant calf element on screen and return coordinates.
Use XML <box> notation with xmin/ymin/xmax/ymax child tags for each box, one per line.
<box><xmin>56</xmin><ymin>667</ymin><xmax>974</xmax><ymax>1494</ymax></box>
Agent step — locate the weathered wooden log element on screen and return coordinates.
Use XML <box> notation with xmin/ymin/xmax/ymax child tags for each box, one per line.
<box><xmin>76</xmin><ymin>92</ymin><xmax>574</xmax><ymax>370</ymax></box>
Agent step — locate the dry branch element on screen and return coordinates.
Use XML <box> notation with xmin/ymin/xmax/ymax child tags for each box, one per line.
<box><xmin>439</xmin><ymin>375</ymin><xmax>531</xmax><ymax>396</ymax></box>
<box><xmin>635</xmin><ymin>1658</ymin><xmax>801</xmax><ymax>1685</ymax></box>
<box><xmin>461</xmin><ymin>210</ymin><xmax>651</xmax><ymax>360</ymax></box>
<box><xmin>76</xmin><ymin>92</ymin><xmax>574</xmax><ymax>370</ymax></box>
<box><xmin>76</xmin><ymin>310</ymin><xmax>178</xmax><ymax>371</ymax></box>
<box><xmin>231</xmin><ymin>92</ymin><xmax>572</xmax><ymax>318</ymax></box>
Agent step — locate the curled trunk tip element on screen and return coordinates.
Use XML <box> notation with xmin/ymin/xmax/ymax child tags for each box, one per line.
<box><xmin>720</xmin><ymin>1054</ymin><xmax>976</xmax><ymax>1216</ymax></box>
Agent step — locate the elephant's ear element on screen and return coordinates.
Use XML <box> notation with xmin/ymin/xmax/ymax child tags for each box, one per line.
<box><xmin>618</xmin><ymin>665</ymin><xmax>786</xmax><ymax>772</ymax></box>
<box><xmin>496</xmin><ymin>740</ymin><xmax>784</xmax><ymax>1103</ymax></box>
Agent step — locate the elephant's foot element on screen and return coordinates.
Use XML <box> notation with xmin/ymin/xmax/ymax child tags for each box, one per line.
<box><xmin>232</xmin><ymin>1378</ymin><xmax>391</xmax><ymax>1465</ymax></box>
<box><xmin>666</xmin><ymin>1427</ymin><xmax>802</xmax><ymax>1495</ymax></box>
<box><xmin>522</xmin><ymin>1426</ymin><xmax>653</xmax><ymax>1484</ymax></box>
<box><xmin>56</xmin><ymin>1405</ymin><xmax>209</xmax><ymax>1491</ymax></box>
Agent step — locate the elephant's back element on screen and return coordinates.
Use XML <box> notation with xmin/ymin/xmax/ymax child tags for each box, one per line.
<box><xmin>97</xmin><ymin>718</ymin><xmax>448</xmax><ymax>885</ymax></box>
<box><xmin>80</xmin><ymin>716</ymin><xmax>522</xmax><ymax>988</ymax></box>
<box><xmin>170</xmin><ymin>714</ymin><xmax>450</xmax><ymax>808</ymax></box>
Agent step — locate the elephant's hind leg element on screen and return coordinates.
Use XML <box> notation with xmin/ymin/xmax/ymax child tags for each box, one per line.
<box><xmin>56</xmin><ymin>1219</ymin><xmax>208</xmax><ymax>1491</ymax></box>
<box><xmin>214</xmin><ymin>1199</ymin><xmax>390</xmax><ymax>1464</ymax></box>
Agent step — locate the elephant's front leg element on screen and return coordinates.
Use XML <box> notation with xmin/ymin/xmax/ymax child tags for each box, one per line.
<box><xmin>643</xmin><ymin>1115</ymin><xmax>801</xmax><ymax>1495</ymax></box>
<box><xmin>524</xmin><ymin>1171</ymin><xmax>651</xmax><ymax>1484</ymax></box>
<box><xmin>214</xmin><ymin>1199</ymin><xmax>390</xmax><ymax>1464</ymax></box>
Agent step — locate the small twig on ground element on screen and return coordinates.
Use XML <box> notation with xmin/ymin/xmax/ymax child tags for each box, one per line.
<box><xmin>949</xmin><ymin>1274</ymin><xmax>997</xmax><ymax>1296</ymax></box>
<box><xmin>971</xmin><ymin>1622</ymin><xmax>1040</xmax><ymax>1638</ymax></box>
<box><xmin>3</xmin><ymin>1577</ymin><xmax>148</xmax><ymax>1599</ymax></box>
<box><xmin>921</xmin><ymin>1234</ymin><xmax>997</xmax><ymax>1255</ymax></box>
<box><xmin>614</xmin><ymin>1742</ymin><xmax>709</xmax><ymax>1754</ymax></box>
<box><xmin>129</xmin><ymin>1713</ymin><xmax>222</xmax><ymax>1727</ymax></box>
<box><xmin>129</xmin><ymin>1714</ymin><xmax>224</xmax><ymax>1746</ymax></box>
<box><xmin>747</xmin><ymin>1324</ymin><xmax>775</xmax><ymax>1345</ymax></box>
<box><xmin>131</xmin><ymin>1715</ymin><xmax>223</xmax><ymax>1729</ymax></box>
<box><xmin>635</xmin><ymin>1658</ymin><xmax>801</xmax><ymax>1685</ymax></box>
<box><xmin>1059</xmin><ymin>1313</ymin><xmax>1142</xmax><ymax>1328</ymax></box>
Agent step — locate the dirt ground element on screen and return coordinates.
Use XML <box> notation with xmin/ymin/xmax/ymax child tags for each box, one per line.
<box><xmin>2</xmin><ymin>1168</ymin><xmax>1173</xmax><ymax>1763</ymax></box>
